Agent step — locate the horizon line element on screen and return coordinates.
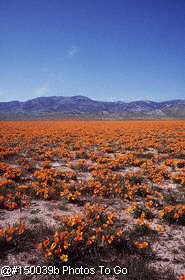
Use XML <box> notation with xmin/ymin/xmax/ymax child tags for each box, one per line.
<box><xmin>0</xmin><ymin>95</ymin><xmax>184</xmax><ymax>104</ymax></box>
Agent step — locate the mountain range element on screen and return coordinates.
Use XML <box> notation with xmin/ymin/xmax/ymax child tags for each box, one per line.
<box><xmin>0</xmin><ymin>95</ymin><xmax>185</xmax><ymax>119</ymax></box>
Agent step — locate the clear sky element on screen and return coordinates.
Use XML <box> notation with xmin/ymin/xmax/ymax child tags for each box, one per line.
<box><xmin>0</xmin><ymin>0</ymin><xmax>185</xmax><ymax>102</ymax></box>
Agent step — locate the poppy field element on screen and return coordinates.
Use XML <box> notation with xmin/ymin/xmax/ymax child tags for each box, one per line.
<box><xmin>0</xmin><ymin>120</ymin><xmax>184</xmax><ymax>279</ymax></box>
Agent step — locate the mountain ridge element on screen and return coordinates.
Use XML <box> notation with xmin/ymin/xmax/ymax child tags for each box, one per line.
<box><xmin>0</xmin><ymin>95</ymin><xmax>185</xmax><ymax>120</ymax></box>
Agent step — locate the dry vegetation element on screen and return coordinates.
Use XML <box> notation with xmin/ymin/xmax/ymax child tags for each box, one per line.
<box><xmin>0</xmin><ymin>120</ymin><xmax>184</xmax><ymax>279</ymax></box>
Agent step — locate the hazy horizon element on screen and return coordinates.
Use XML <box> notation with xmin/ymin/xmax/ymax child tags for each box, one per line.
<box><xmin>0</xmin><ymin>94</ymin><xmax>184</xmax><ymax>104</ymax></box>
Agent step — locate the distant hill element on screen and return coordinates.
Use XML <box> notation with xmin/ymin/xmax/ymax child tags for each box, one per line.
<box><xmin>0</xmin><ymin>95</ymin><xmax>185</xmax><ymax>119</ymax></box>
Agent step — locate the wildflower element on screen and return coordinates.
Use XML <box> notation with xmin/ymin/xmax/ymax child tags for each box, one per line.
<box><xmin>6</xmin><ymin>236</ymin><xmax>13</xmax><ymax>242</ymax></box>
<box><xmin>156</xmin><ymin>225</ymin><xmax>165</xmax><ymax>232</ymax></box>
<box><xmin>134</xmin><ymin>241</ymin><xmax>149</xmax><ymax>249</ymax></box>
<box><xmin>95</xmin><ymin>227</ymin><xmax>102</xmax><ymax>233</ymax></box>
<box><xmin>158</xmin><ymin>210</ymin><xmax>164</xmax><ymax>218</ymax></box>
<box><xmin>6</xmin><ymin>227</ymin><xmax>14</xmax><ymax>235</ymax></box>
<box><xmin>0</xmin><ymin>229</ymin><xmax>5</xmax><ymax>235</ymax></box>
<box><xmin>50</xmin><ymin>242</ymin><xmax>57</xmax><ymax>250</ymax></box>
<box><xmin>43</xmin><ymin>239</ymin><xmax>50</xmax><ymax>247</ymax></box>
<box><xmin>174</xmin><ymin>213</ymin><xmax>179</xmax><ymax>219</ymax></box>
<box><xmin>86</xmin><ymin>240</ymin><xmax>92</xmax><ymax>245</ymax></box>
<box><xmin>54</xmin><ymin>247</ymin><xmax>62</xmax><ymax>255</ymax></box>
<box><xmin>116</xmin><ymin>230</ymin><xmax>123</xmax><ymax>237</ymax></box>
<box><xmin>37</xmin><ymin>243</ymin><xmax>43</xmax><ymax>250</ymax></box>
<box><xmin>60</xmin><ymin>254</ymin><xmax>68</xmax><ymax>262</ymax></box>
<box><xmin>44</xmin><ymin>250</ymin><xmax>52</xmax><ymax>258</ymax></box>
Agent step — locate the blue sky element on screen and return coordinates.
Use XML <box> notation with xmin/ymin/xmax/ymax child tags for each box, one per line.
<box><xmin>0</xmin><ymin>0</ymin><xmax>185</xmax><ymax>102</ymax></box>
